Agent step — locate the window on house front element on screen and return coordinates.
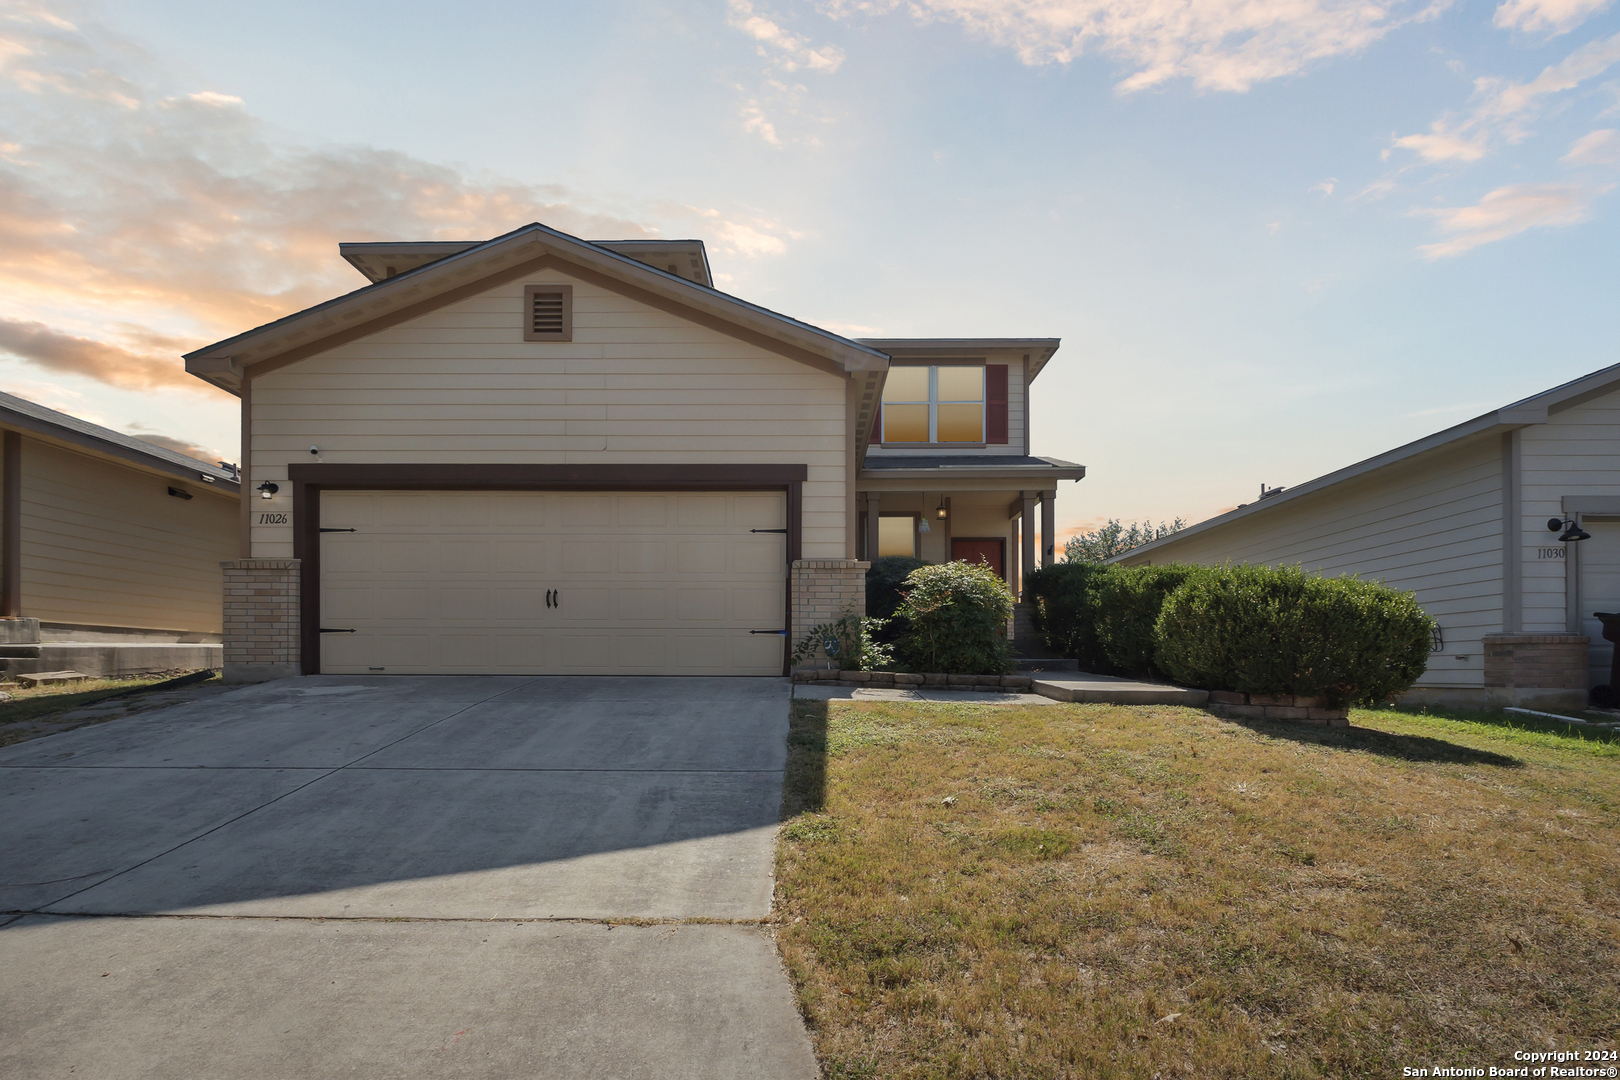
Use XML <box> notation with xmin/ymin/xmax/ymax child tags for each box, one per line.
<box><xmin>880</xmin><ymin>365</ymin><xmax>984</xmax><ymax>443</ymax></box>
<box><xmin>878</xmin><ymin>514</ymin><xmax>919</xmax><ymax>557</ymax></box>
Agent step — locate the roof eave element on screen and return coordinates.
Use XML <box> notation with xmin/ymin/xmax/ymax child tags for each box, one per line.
<box><xmin>185</xmin><ymin>223</ymin><xmax>888</xmax><ymax>385</ymax></box>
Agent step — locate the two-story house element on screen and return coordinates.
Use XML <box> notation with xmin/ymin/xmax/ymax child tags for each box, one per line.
<box><xmin>184</xmin><ymin>223</ymin><xmax>1084</xmax><ymax>681</ymax></box>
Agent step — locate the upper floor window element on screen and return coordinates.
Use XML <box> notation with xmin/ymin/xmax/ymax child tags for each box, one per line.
<box><xmin>880</xmin><ymin>365</ymin><xmax>984</xmax><ymax>444</ymax></box>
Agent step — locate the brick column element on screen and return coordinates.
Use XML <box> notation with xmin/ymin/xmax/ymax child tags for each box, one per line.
<box><xmin>221</xmin><ymin>559</ymin><xmax>301</xmax><ymax>683</ymax></box>
<box><xmin>1483</xmin><ymin>633</ymin><xmax>1589</xmax><ymax>694</ymax></box>
<box><xmin>790</xmin><ymin>559</ymin><xmax>869</xmax><ymax>669</ymax></box>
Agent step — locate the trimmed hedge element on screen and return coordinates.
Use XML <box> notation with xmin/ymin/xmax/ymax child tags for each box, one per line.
<box><xmin>1023</xmin><ymin>563</ymin><xmax>1114</xmax><ymax>673</ymax></box>
<box><xmin>896</xmin><ymin>561</ymin><xmax>1016</xmax><ymax>676</ymax></box>
<box><xmin>1094</xmin><ymin>565</ymin><xmax>1213</xmax><ymax>680</ymax></box>
<box><xmin>1155</xmin><ymin>564</ymin><xmax>1432</xmax><ymax>706</ymax></box>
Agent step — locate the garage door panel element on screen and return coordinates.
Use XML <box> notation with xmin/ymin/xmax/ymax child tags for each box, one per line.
<box><xmin>374</xmin><ymin>587</ymin><xmax>428</xmax><ymax>621</ymax></box>
<box><xmin>560</xmin><ymin>541</ymin><xmax>611</xmax><ymax>574</ymax></box>
<box><xmin>731</xmin><ymin>494</ymin><xmax>786</xmax><ymax>530</ymax></box>
<box><xmin>675</xmin><ymin>495</ymin><xmax>728</xmax><ymax>527</ymax></box>
<box><xmin>492</xmin><ymin>588</ymin><xmax>548</xmax><ymax>621</ymax></box>
<box><xmin>615</xmin><ymin>541</ymin><xmax>667</xmax><ymax>575</ymax></box>
<box><xmin>320</xmin><ymin>490</ymin><xmax>787</xmax><ymax>676</ymax></box>
<box><xmin>733</xmin><ymin>541</ymin><xmax>784</xmax><ymax>575</ymax></box>
<box><xmin>490</xmin><ymin>540</ymin><xmax>542</xmax><ymax>575</ymax></box>
<box><xmin>616</xmin><ymin>496</ymin><xmax>668</xmax><ymax>527</ymax></box>
<box><xmin>614</xmin><ymin>589</ymin><xmax>668</xmax><ymax>621</ymax></box>
<box><xmin>676</xmin><ymin>541</ymin><xmax>726</xmax><ymax>574</ymax></box>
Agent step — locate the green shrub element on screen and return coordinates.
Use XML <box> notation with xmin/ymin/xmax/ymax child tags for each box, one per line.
<box><xmin>1154</xmin><ymin>564</ymin><xmax>1432</xmax><ymax>706</ymax></box>
<box><xmin>1095</xmin><ymin>565</ymin><xmax>1213</xmax><ymax>679</ymax></box>
<box><xmin>866</xmin><ymin>556</ymin><xmax>929</xmax><ymax>619</ymax></box>
<box><xmin>790</xmin><ymin>608</ymin><xmax>896</xmax><ymax>672</ymax></box>
<box><xmin>895</xmin><ymin>561</ymin><xmax>1016</xmax><ymax>675</ymax></box>
<box><xmin>1022</xmin><ymin>562</ymin><xmax>1114</xmax><ymax>672</ymax></box>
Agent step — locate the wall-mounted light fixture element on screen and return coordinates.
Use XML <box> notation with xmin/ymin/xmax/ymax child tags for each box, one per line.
<box><xmin>1548</xmin><ymin>516</ymin><xmax>1591</xmax><ymax>543</ymax></box>
<box><xmin>258</xmin><ymin>481</ymin><xmax>279</xmax><ymax>501</ymax></box>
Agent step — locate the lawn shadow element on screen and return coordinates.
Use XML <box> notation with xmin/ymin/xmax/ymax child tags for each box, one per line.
<box><xmin>784</xmin><ymin>699</ymin><xmax>829</xmax><ymax>817</ymax></box>
<box><xmin>1223</xmin><ymin>715</ymin><xmax>1525</xmax><ymax>769</ymax></box>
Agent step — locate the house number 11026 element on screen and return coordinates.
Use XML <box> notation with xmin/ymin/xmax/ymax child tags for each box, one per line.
<box><xmin>257</xmin><ymin>512</ymin><xmax>289</xmax><ymax>525</ymax></box>
<box><xmin>1536</xmin><ymin>547</ymin><xmax>1565</xmax><ymax>560</ymax></box>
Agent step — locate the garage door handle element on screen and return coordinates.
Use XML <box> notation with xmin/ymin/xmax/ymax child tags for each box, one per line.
<box><xmin>750</xmin><ymin>529</ymin><xmax>787</xmax><ymax>534</ymax></box>
<box><xmin>319</xmin><ymin>628</ymin><xmax>356</xmax><ymax>633</ymax></box>
<box><xmin>750</xmin><ymin>629</ymin><xmax>788</xmax><ymax>635</ymax></box>
<box><xmin>546</xmin><ymin>590</ymin><xmax>559</xmax><ymax>609</ymax></box>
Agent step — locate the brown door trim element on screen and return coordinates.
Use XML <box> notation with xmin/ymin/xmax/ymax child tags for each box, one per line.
<box><xmin>288</xmin><ymin>463</ymin><xmax>807</xmax><ymax>677</ymax></box>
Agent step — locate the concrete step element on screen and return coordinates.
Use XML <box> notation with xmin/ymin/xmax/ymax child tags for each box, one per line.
<box><xmin>1029</xmin><ymin>671</ymin><xmax>1208</xmax><ymax>706</ymax></box>
<box><xmin>1016</xmin><ymin>658</ymin><xmax>1079</xmax><ymax>672</ymax></box>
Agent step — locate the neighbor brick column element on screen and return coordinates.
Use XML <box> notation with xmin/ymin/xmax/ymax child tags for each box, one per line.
<box><xmin>1482</xmin><ymin>633</ymin><xmax>1589</xmax><ymax>692</ymax></box>
<box><xmin>791</xmin><ymin>559</ymin><xmax>869</xmax><ymax>669</ymax></box>
<box><xmin>221</xmin><ymin>559</ymin><xmax>301</xmax><ymax>683</ymax></box>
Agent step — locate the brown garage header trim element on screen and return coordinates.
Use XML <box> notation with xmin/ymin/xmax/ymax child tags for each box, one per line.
<box><xmin>288</xmin><ymin>463</ymin><xmax>808</xmax><ymax>676</ymax></box>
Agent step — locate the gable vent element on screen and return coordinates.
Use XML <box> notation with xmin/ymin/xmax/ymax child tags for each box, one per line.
<box><xmin>523</xmin><ymin>284</ymin><xmax>573</xmax><ymax>342</ymax></box>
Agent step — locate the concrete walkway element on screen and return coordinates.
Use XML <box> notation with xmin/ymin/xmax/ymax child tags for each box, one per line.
<box><xmin>0</xmin><ymin>675</ymin><xmax>817</xmax><ymax>1079</ymax></box>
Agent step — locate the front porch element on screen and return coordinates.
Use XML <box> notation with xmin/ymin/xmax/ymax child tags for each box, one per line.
<box><xmin>856</xmin><ymin>454</ymin><xmax>1087</xmax><ymax>598</ymax></box>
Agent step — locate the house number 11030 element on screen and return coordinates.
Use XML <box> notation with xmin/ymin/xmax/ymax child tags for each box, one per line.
<box><xmin>257</xmin><ymin>512</ymin><xmax>289</xmax><ymax>525</ymax></box>
<box><xmin>1536</xmin><ymin>547</ymin><xmax>1565</xmax><ymax>560</ymax></box>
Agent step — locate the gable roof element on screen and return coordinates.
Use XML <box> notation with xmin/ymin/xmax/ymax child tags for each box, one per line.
<box><xmin>1113</xmin><ymin>359</ymin><xmax>1620</xmax><ymax>563</ymax></box>
<box><xmin>0</xmin><ymin>390</ymin><xmax>240</xmax><ymax>491</ymax></box>
<box><xmin>185</xmin><ymin>222</ymin><xmax>890</xmax><ymax>395</ymax></box>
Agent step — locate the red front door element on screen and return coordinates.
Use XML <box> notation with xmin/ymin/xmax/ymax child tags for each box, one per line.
<box><xmin>952</xmin><ymin>538</ymin><xmax>1005</xmax><ymax>579</ymax></box>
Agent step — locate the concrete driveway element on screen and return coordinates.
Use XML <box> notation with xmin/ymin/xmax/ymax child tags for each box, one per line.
<box><xmin>0</xmin><ymin>675</ymin><xmax>817</xmax><ymax>1079</ymax></box>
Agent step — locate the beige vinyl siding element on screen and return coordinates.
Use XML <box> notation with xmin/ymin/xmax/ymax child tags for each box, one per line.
<box><xmin>1118</xmin><ymin>437</ymin><xmax>1505</xmax><ymax>688</ymax></box>
<box><xmin>250</xmin><ymin>270</ymin><xmax>848</xmax><ymax>559</ymax></box>
<box><xmin>1518</xmin><ymin>389</ymin><xmax>1620</xmax><ymax>633</ymax></box>
<box><xmin>18</xmin><ymin>438</ymin><xmax>237</xmax><ymax>633</ymax></box>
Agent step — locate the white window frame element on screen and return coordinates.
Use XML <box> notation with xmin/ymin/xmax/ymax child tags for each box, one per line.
<box><xmin>881</xmin><ymin>365</ymin><xmax>985</xmax><ymax>444</ymax></box>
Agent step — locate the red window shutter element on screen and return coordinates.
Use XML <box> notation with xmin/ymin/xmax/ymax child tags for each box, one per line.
<box><xmin>870</xmin><ymin>403</ymin><xmax>882</xmax><ymax>444</ymax></box>
<box><xmin>986</xmin><ymin>365</ymin><xmax>1009</xmax><ymax>444</ymax></box>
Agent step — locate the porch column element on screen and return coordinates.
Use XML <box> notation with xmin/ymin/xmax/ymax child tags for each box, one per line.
<box><xmin>865</xmin><ymin>491</ymin><xmax>880</xmax><ymax>562</ymax></box>
<box><xmin>1040</xmin><ymin>489</ymin><xmax>1056</xmax><ymax>568</ymax></box>
<box><xmin>1020</xmin><ymin>490</ymin><xmax>1037</xmax><ymax>596</ymax></box>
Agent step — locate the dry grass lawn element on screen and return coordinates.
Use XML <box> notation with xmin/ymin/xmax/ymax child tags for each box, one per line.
<box><xmin>774</xmin><ymin>699</ymin><xmax>1619</xmax><ymax>1079</ymax></box>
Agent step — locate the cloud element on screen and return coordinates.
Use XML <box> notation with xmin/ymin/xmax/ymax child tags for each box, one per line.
<box><xmin>0</xmin><ymin>318</ymin><xmax>201</xmax><ymax>391</ymax></box>
<box><xmin>0</xmin><ymin>6</ymin><xmax>794</xmax><ymax>400</ymax></box>
<box><xmin>819</xmin><ymin>0</ymin><xmax>1450</xmax><ymax>93</ymax></box>
<box><xmin>1392</xmin><ymin>31</ymin><xmax>1620</xmax><ymax>163</ymax></box>
<box><xmin>1493</xmin><ymin>0</ymin><xmax>1614</xmax><ymax>36</ymax></box>
<box><xmin>729</xmin><ymin>0</ymin><xmax>845</xmax><ymax>72</ymax></box>
<box><xmin>1563</xmin><ymin>127</ymin><xmax>1620</xmax><ymax>164</ymax></box>
<box><xmin>1413</xmin><ymin>181</ymin><xmax>1606</xmax><ymax>257</ymax></box>
<box><xmin>1312</xmin><ymin>178</ymin><xmax>1337</xmax><ymax>195</ymax></box>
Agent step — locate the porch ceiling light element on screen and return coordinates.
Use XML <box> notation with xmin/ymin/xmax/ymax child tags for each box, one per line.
<box><xmin>258</xmin><ymin>481</ymin><xmax>279</xmax><ymax>500</ymax></box>
<box><xmin>1548</xmin><ymin>516</ymin><xmax>1590</xmax><ymax>543</ymax></box>
<box><xmin>936</xmin><ymin>497</ymin><xmax>948</xmax><ymax>520</ymax></box>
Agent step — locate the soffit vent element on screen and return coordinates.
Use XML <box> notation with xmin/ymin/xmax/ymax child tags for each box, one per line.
<box><xmin>523</xmin><ymin>284</ymin><xmax>573</xmax><ymax>342</ymax></box>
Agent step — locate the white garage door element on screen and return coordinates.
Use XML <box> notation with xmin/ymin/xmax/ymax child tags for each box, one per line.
<box><xmin>1579</xmin><ymin>520</ymin><xmax>1620</xmax><ymax>690</ymax></box>
<box><xmin>318</xmin><ymin>490</ymin><xmax>788</xmax><ymax>676</ymax></box>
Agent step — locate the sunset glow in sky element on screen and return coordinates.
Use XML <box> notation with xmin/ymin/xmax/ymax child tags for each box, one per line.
<box><xmin>1</xmin><ymin>0</ymin><xmax>1617</xmax><ymax>536</ymax></box>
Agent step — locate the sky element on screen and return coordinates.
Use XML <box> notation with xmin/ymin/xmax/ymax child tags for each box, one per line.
<box><xmin>0</xmin><ymin>0</ymin><xmax>1617</xmax><ymax>538</ymax></box>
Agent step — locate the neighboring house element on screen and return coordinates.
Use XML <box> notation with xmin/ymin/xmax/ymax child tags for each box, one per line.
<box><xmin>184</xmin><ymin>223</ymin><xmax>1084</xmax><ymax>681</ymax></box>
<box><xmin>1114</xmin><ymin>364</ymin><xmax>1620</xmax><ymax>711</ymax></box>
<box><xmin>0</xmin><ymin>391</ymin><xmax>240</xmax><ymax>677</ymax></box>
